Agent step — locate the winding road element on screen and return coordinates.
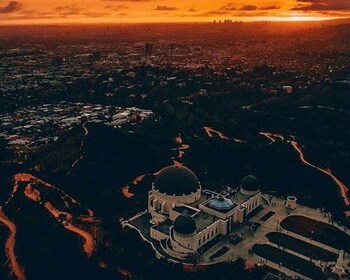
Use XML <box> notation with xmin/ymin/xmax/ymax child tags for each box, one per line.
<box><xmin>43</xmin><ymin>202</ymin><xmax>94</xmax><ymax>256</ymax></box>
<box><xmin>288</xmin><ymin>139</ymin><xmax>350</xmax><ymax>206</ymax></box>
<box><xmin>23</xmin><ymin>184</ymin><xmax>95</xmax><ymax>256</ymax></box>
<box><xmin>0</xmin><ymin>208</ymin><xmax>26</xmax><ymax>280</ymax></box>
<box><xmin>202</xmin><ymin>127</ymin><xmax>350</xmax><ymax>210</ymax></box>
<box><xmin>72</xmin><ymin>123</ymin><xmax>89</xmax><ymax>168</ymax></box>
<box><xmin>172</xmin><ymin>133</ymin><xmax>189</xmax><ymax>166</ymax></box>
<box><xmin>122</xmin><ymin>175</ymin><xmax>146</xmax><ymax>198</ymax></box>
<box><xmin>203</xmin><ymin>127</ymin><xmax>245</xmax><ymax>143</ymax></box>
<box><xmin>122</xmin><ymin>133</ymin><xmax>190</xmax><ymax>198</ymax></box>
<box><xmin>0</xmin><ymin>172</ymin><xmax>97</xmax><ymax>280</ymax></box>
<box><xmin>259</xmin><ymin>132</ymin><xmax>350</xmax><ymax>207</ymax></box>
<box><xmin>203</xmin><ymin>127</ymin><xmax>230</xmax><ymax>139</ymax></box>
<box><xmin>259</xmin><ymin>132</ymin><xmax>284</xmax><ymax>144</ymax></box>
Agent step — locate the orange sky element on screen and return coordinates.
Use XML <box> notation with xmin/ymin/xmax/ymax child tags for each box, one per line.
<box><xmin>0</xmin><ymin>0</ymin><xmax>350</xmax><ymax>24</ymax></box>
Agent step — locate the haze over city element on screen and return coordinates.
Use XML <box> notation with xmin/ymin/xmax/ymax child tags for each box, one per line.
<box><xmin>1</xmin><ymin>0</ymin><xmax>350</xmax><ymax>24</ymax></box>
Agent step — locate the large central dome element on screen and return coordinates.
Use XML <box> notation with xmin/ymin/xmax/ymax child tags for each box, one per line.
<box><xmin>154</xmin><ymin>165</ymin><xmax>200</xmax><ymax>196</ymax></box>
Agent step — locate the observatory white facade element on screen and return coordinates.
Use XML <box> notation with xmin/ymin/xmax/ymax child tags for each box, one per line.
<box><xmin>147</xmin><ymin>166</ymin><xmax>263</xmax><ymax>259</ymax></box>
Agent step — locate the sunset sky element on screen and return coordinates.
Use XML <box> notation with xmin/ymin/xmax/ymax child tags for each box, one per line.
<box><xmin>1</xmin><ymin>0</ymin><xmax>350</xmax><ymax>24</ymax></box>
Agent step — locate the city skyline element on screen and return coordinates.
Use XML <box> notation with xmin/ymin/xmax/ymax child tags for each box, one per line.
<box><xmin>1</xmin><ymin>0</ymin><xmax>350</xmax><ymax>25</ymax></box>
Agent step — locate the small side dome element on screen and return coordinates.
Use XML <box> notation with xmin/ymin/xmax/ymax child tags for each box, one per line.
<box><xmin>241</xmin><ymin>175</ymin><xmax>260</xmax><ymax>194</ymax></box>
<box><xmin>174</xmin><ymin>215</ymin><xmax>196</xmax><ymax>235</ymax></box>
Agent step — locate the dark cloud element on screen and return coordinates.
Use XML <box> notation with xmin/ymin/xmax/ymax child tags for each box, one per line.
<box><xmin>220</xmin><ymin>3</ymin><xmax>237</xmax><ymax>11</ymax></box>
<box><xmin>0</xmin><ymin>1</ymin><xmax>24</xmax><ymax>13</ymax></box>
<box><xmin>235</xmin><ymin>11</ymin><xmax>269</xmax><ymax>16</ymax></box>
<box><xmin>53</xmin><ymin>4</ymin><xmax>113</xmax><ymax>18</ymax></box>
<box><xmin>197</xmin><ymin>2</ymin><xmax>279</xmax><ymax>17</ymax></box>
<box><xmin>83</xmin><ymin>11</ymin><xmax>110</xmax><ymax>17</ymax></box>
<box><xmin>221</xmin><ymin>3</ymin><xmax>279</xmax><ymax>11</ymax></box>
<box><xmin>54</xmin><ymin>5</ymin><xmax>84</xmax><ymax>16</ymax></box>
<box><xmin>105</xmin><ymin>4</ymin><xmax>129</xmax><ymax>10</ymax></box>
<box><xmin>0</xmin><ymin>10</ymin><xmax>55</xmax><ymax>20</ymax></box>
<box><xmin>292</xmin><ymin>0</ymin><xmax>350</xmax><ymax>11</ymax></box>
<box><xmin>155</xmin><ymin>5</ymin><xmax>178</xmax><ymax>11</ymax></box>
<box><xmin>239</xmin><ymin>4</ymin><xmax>257</xmax><ymax>11</ymax></box>
<box><xmin>317</xmin><ymin>10</ymin><xmax>350</xmax><ymax>15</ymax></box>
<box><xmin>260</xmin><ymin>5</ymin><xmax>280</xmax><ymax>10</ymax></box>
<box><xmin>188</xmin><ymin>8</ymin><xmax>197</xmax><ymax>12</ymax></box>
<box><xmin>196</xmin><ymin>10</ymin><xmax>232</xmax><ymax>17</ymax></box>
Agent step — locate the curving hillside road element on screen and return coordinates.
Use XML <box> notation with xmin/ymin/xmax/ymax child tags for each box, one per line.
<box><xmin>0</xmin><ymin>172</ymin><xmax>96</xmax><ymax>280</ymax></box>
<box><xmin>259</xmin><ymin>132</ymin><xmax>285</xmax><ymax>144</ymax></box>
<box><xmin>260</xmin><ymin>132</ymin><xmax>350</xmax><ymax>207</ymax></box>
<box><xmin>203</xmin><ymin>127</ymin><xmax>245</xmax><ymax>143</ymax></box>
<box><xmin>122</xmin><ymin>133</ymin><xmax>189</xmax><ymax>198</ymax></box>
<box><xmin>122</xmin><ymin>127</ymin><xmax>349</xmax><ymax>215</ymax></box>
<box><xmin>82</xmin><ymin>122</ymin><xmax>89</xmax><ymax>135</ymax></box>
<box><xmin>175</xmin><ymin>134</ymin><xmax>190</xmax><ymax>159</ymax></box>
<box><xmin>0</xmin><ymin>208</ymin><xmax>26</xmax><ymax>280</ymax></box>
<box><xmin>122</xmin><ymin>175</ymin><xmax>145</xmax><ymax>198</ymax></box>
<box><xmin>203</xmin><ymin>127</ymin><xmax>230</xmax><ymax>139</ymax></box>
<box><xmin>288</xmin><ymin>140</ymin><xmax>350</xmax><ymax>206</ymax></box>
<box><xmin>172</xmin><ymin>133</ymin><xmax>189</xmax><ymax>166</ymax></box>
<box><xmin>43</xmin><ymin>202</ymin><xmax>94</xmax><ymax>256</ymax></box>
<box><xmin>20</xmin><ymin>176</ymin><xmax>95</xmax><ymax>256</ymax></box>
<box><xmin>72</xmin><ymin>123</ymin><xmax>89</xmax><ymax>168</ymax></box>
<box><xmin>5</xmin><ymin>173</ymin><xmax>33</xmax><ymax>205</ymax></box>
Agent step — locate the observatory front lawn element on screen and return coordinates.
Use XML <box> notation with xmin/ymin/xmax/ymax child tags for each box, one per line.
<box><xmin>280</xmin><ymin>215</ymin><xmax>350</xmax><ymax>252</ymax></box>
<box><xmin>252</xmin><ymin>244</ymin><xmax>326</xmax><ymax>280</ymax></box>
<box><xmin>266</xmin><ymin>232</ymin><xmax>337</xmax><ymax>262</ymax></box>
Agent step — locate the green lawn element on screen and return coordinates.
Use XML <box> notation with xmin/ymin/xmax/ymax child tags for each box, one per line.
<box><xmin>252</xmin><ymin>244</ymin><xmax>326</xmax><ymax>279</ymax></box>
<box><xmin>266</xmin><ymin>232</ymin><xmax>337</xmax><ymax>262</ymax></box>
<box><xmin>281</xmin><ymin>215</ymin><xmax>350</xmax><ymax>252</ymax></box>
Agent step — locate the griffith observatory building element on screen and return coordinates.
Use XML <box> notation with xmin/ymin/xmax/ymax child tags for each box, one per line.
<box><xmin>146</xmin><ymin>165</ymin><xmax>263</xmax><ymax>260</ymax></box>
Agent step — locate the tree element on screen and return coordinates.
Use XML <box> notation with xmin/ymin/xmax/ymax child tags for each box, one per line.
<box><xmin>187</xmin><ymin>252</ymin><xmax>201</xmax><ymax>267</ymax></box>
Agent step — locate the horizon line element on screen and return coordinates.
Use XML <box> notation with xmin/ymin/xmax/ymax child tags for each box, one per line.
<box><xmin>0</xmin><ymin>16</ymin><xmax>350</xmax><ymax>27</ymax></box>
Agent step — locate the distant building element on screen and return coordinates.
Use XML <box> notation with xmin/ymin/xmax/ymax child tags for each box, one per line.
<box><xmin>147</xmin><ymin>166</ymin><xmax>262</xmax><ymax>259</ymax></box>
<box><xmin>144</xmin><ymin>43</ymin><xmax>153</xmax><ymax>57</ymax></box>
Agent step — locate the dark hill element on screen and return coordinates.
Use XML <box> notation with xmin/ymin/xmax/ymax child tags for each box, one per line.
<box><xmin>29</xmin><ymin>121</ymin><xmax>173</xmax><ymax>216</ymax></box>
